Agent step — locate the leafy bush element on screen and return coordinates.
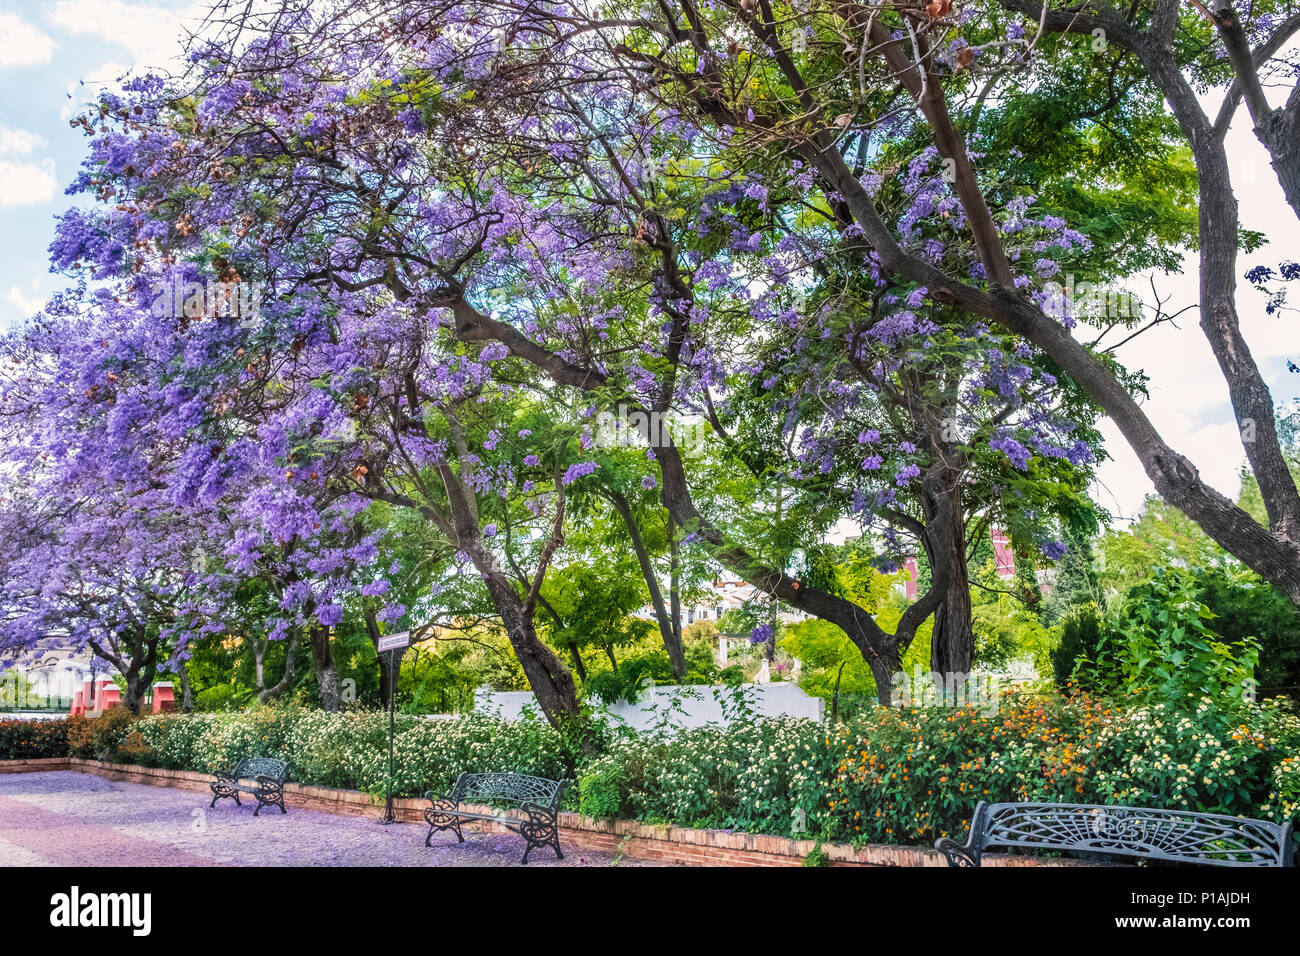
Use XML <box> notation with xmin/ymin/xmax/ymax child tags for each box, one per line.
<box><xmin>0</xmin><ymin>718</ymin><xmax>69</xmax><ymax>759</ymax></box>
<box><xmin>577</xmin><ymin>759</ymin><xmax>624</xmax><ymax>818</ymax></box>
<box><xmin>1051</xmin><ymin>604</ymin><xmax>1102</xmax><ymax>690</ymax></box>
<box><xmin>1081</xmin><ymin>568</ymin><xmax>1260</xmax><ymax>706</ymax></box>
<box><xmin>18</xmin><ymin>694</ymin><xmax>1299</xmax><ymax>851</ymax></box>
<box><xmin>67</xmin><ymin>709</ymin><xmax>135</xmax><ymax>760</ymax></box>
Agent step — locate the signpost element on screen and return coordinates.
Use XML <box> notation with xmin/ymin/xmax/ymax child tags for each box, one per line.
<box><xmin>377</xmin><ymin>631</ymin><xmax>410</xmax><ymax>824</ymax></box>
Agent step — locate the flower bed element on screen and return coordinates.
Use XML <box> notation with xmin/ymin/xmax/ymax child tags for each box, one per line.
<box><xmin>4</xmin><ymin>692</ymin><xmax>1297</xmax><ymax>848</ymax></box>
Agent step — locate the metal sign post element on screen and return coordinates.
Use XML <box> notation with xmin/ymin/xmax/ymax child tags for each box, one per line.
<box><xmin>376</xmin><ymin>631</ymin><xmax>410</xmax><ymax>824</ymax></box>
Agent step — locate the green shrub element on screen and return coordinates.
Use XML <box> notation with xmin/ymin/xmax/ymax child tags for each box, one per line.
<box><xmin>33</xmin><ymin>694</ymin><xmax>1300</xmax><ymax>850</ymax></box>
<box><xmin>0</xmin><ymin>718</ymin><xmax>69</xmax><ymax>759</ymax></box>
<box><xmin>578</xmin><ymin>759</ymin><xmax>624</xmax><ymax>818</ymax></box>
<box><xmin>68</xmin><ymin>709</ymin><xmax>135</xmax><ymax>760</ymax></box>
<box><xmin>1051</xmin><ymin>604</ymin><xmax>1102</xmax><ymax>690</ymax></box>
<box><xmin>1082</xmin><ymin>568</ymin><xmax>1261</xmax><ymax>706</ymax></box>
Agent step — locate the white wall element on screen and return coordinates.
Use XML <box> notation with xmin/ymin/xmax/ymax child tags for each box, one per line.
<box><xmin>473</xmin><ymin>682</ymin><xmax>824</xmax><ymax>731</ymax></box>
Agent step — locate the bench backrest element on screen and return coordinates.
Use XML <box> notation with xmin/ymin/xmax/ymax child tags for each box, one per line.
<box><xmin>971</xmin><ymin>801</ymin><xmax>1293</xmax><ymax>867</ymax></box>
<box><xmin>451</xmin><ymin>772</ymin><xmax>564</xmax><ymax>809</ymax></box>
<box><xmin>235</xmin><ymin>757</ymin><xmax>289</xmax><ymax>782</ymax></box>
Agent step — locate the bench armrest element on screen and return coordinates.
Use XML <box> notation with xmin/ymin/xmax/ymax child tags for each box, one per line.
<box><xmin>521</xmin><ymin>801</ymin><xmax>557</xmax><ymax>820</ymax></box>
<box><xmin>934</xmin><ymin>836</ymin><xmax>979</xmax><ymax>867</ymax></box>
<box><xmin>213</xmin><ymin>767</ymin><xmax>239</xmax><ymax>783</ymax></box>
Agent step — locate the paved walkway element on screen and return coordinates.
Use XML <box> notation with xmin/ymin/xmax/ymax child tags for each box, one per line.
<box><xmin>0</xmin><ymin>771</ymin><xmax>659</xmax><ymax>867</ymax></box>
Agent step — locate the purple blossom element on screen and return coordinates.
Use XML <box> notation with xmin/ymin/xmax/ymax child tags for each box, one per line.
<box><xmin>561</xmin><ymin>461</ymin><xmax>598</xmax><ymax>485</ymax></box>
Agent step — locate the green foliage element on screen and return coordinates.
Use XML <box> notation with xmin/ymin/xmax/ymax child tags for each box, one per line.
<box><xmin>822</xmin><ymin>694</ymin><xmax>1300</xmax><ymax>845</ymax></box>
<box><xmin>67</xmin><ymin>709</ymin><xmax>137</xmax><ymax>760</ymax></box>
<box><xmin>0</xmin><ymin>718</ymin><xmax>68</xmax><ymax>759</ymax></box>
<box><xmin>782</xmin><ymin>619</ymin><xmax>877</xmax><ymax>698</ymax></box>
<box><xmin>1051</xmin><ymin>604</ymin><xmax>1103</xmax><ymax>690</ymax></box>
<box><xmin>28</xmin><ymin>692</ymin><xmax>1300</xmax><ymax>846</ymax></box>
<box><xmin>1080</xmin><ymin>568</ymin><xmax>1260</xmax><ymax>707</ymax></box>
<box><xmin>542</xmin><ymin>558</ymin><xmax>656</xmax><ymax>670</ymax></box>
<box><xmin>801</xmin><ymin>841</ymin><xmax>830</xmax><ymax>867</ymax></box>
<box><xmin>1190</xmin><ymin>565</ymin><xmax>1300</xmax><ymax>703</ymax></box>
<box><xmin>1097</xmin><ymin>496</ymin><xmax>1220</xmax><ymax>594</ymax></box>
<box><xmin>970</xmin><ymin>582</ymin><xmax>1053</xmax><ymax>672</ymax></box>
<box><xmin>578</xmin><ymin>762</ymin><xmax>625</xmax><ymax>819</ymax></box>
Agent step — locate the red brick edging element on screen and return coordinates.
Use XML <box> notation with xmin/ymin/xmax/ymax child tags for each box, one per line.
<box><xmin>0</xmin><ymin>757</ymin><xmax>1091</xmax><ymax>866</ymax></box>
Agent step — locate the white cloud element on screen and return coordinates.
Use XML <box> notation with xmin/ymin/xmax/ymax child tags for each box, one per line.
<box><xmin>1086</xmin><ymin>77</ymin><xmax>1300</xmax><ymax>526</ymax></box>
<box><xmin>4</xmin><ymin>283</ymin><xmax>46</xmax><ymax>317</ymax></box>
<box><xmin>46</xmin><ymin>1</ymin><xmax>198</xmax><ymax>73</ymax></box>
<box><xmin>0</xmin><ymin>12</ymin><xmax>57</xmax><ymax>69</ymax></box>
<box><xmin>0</xmin><ymin>125</ymin><xmax>46</xmax><ymax>155</ymax></box>
<box><xmin>0</xmin><ymin>159</ymin><xmax>58</xmax><ymax>207</ymax></box>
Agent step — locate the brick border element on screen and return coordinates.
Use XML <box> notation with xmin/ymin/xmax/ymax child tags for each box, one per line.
<box><xmin>0</xmin><ymin>757</ymin><xmax>70</xmax><ymax>775</ymax></box>
<box><xmin>0</xmin><ymin>758</ymin><xmax>1093</xmax><ymax>867</ymax></box>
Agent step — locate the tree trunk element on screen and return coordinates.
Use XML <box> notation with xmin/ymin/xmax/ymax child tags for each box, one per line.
<box><xmin>568</xmin><ymin>642</ymin><xmax>588</xmax><ymax>682</ymax></box>
<box><xmin>257</xmin><ymin>629</ymin><xmax>299</xmax><ymax>703</ymax></box>
<box><xmin>866</xmin><ymin>641</ymin><xmax>903</xmax><ymax>706</ymax></box>
<box><xmin>536</xmin><ymin>592</ymin><xmax>588</xmax><ymax>682</ymax></box>
<box><xmin>605</xmin><ymin>487</ymin><xmax>686</xmax><ymax>679</ymax></box>
<box><xmin>481</xmin><ymin>570</ymin><xmax>582</xmax><ymax>726</ymax></box>
<box><xmin>253</xmin><ymin>641</ymin><xmax>266</xmax><ymax>695</ymax></box>
<box><xmin>309</xmin><ymin>625</ymin><xmax>342</xmax><ymax>712</ymax></box>
<box><xmin>921</xmin><ymin>484</ymin><xmax>974</xmax><ymax>679</ymax></box>
<box><xmin>121</xmin><ymin>633</ymin><xmax>158</xmax><ymax>714</ymax></box>
<box><xmin>669</xmin><ymin>515</ymin><xmax>682</xmax><ymax>649</ymax></box>
<box><xmin>179</xmin><ymin>659</ymin><xmax>193</xmax><ymax>713</ymax></box>
<box><xmin>831</xmin><ymin>661</ymin><xmax>846</xmax><ymax>722</ymax></box>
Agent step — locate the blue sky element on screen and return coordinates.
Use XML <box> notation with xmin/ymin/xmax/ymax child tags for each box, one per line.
<box><xmin>0</xmin><ymin>0</ymin><xmax>1296</xmax><ymax>524</ymax></box>
<box><xmin>0</xmin><ymin>0</ymin><xmax>202</xmax><ymax>318</ymax></box>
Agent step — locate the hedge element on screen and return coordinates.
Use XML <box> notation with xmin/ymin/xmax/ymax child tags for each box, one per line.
<box><xmin>2</xmin><ymin>693</ymin><xmax>1297</xmax><ymax>848</ymax></box>
<box><xmin>0</xmin><ymin>717</ymin><xmax>68</xmax><ymax>759</ymax></box>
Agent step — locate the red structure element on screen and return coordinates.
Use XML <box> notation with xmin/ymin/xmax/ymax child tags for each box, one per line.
<box><xmin>903</xmin><ymin>556</ymin><xmax>919</xmax><ymax>600</ymax></box>
<box><xmin>70</xmin><ymin>690</ymin><xmax>84</xmax><ymax>716</ymax></box>
<box><xmin>991</xmin><ymin>529</ymin><xmax>1016</xmax><ymax>579</ymax></box>
<box><xmin>151</xmin><ymin>682</ymin><xmax>175</xmax><ymax>713</ymax></box>
<box><xmin>899</xmin><ymin>529</ymin><xmax>1016</xmax><ymax>602</ymax></box>
<box><xmin>92</xmin><ymin>676</ymin><xmax>115</xmax><ymax>712</ymax></box>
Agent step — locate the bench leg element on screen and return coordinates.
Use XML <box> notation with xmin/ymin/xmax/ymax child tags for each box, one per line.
<box><xmin>424</xmin><ymin>819</ymin><xmax>464</xmax><ymax>846</ymax></box>
<box><xmin>522</xmin><ymin>826</ymin><xmax>558</xmax><ymax>865</ymax></box>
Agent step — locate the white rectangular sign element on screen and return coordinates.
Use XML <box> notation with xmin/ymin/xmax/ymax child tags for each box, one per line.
<box><xmin>377</xmin><ymin>632</ymin><xmax>410</xmax><ymax>653</ymax></box>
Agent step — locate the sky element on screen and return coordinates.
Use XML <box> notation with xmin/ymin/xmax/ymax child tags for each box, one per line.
<box><xmin>0</xmin><ymin>0</ymin><xmax>1296</xmax><ymax>527</ymax></box>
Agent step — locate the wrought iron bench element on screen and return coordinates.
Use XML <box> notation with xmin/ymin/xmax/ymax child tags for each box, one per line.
<box><xmin>424</xmin><ymin>772</ymin><xmax>567</xmax><ymax>864</ymax></box>
<box><xmin>209</xmin><ymin>757</ymin><xmax>289</xmax><ymax>816</ymax></box>
<box><xmin>936</xmin><ymin>801</ymin><xmax>1294</xmax><ymax>867</ymax></box>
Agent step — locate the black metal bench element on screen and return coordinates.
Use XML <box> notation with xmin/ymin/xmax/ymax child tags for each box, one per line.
<box><xmin>209</xmin><ymin>757</ymin><xmax>289</xmax><ymax>816</ymax></box>
<box><xmin>424</xmin><ymin>772</ymin><xmax>566</xmax><ymax>864</ymax></box>
<box><xmin>936</xmin><ymin>801</ymin><xmax>1294</xmax><ymax>867</ymax></box>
